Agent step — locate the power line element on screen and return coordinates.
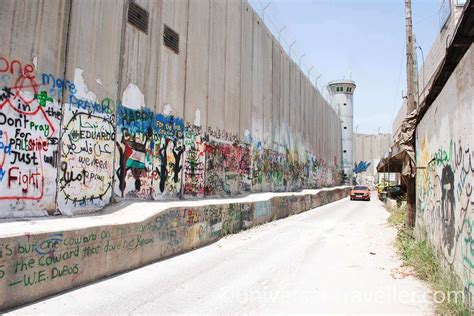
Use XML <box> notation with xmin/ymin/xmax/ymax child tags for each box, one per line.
<box><xmin>414</xmin><ymin>11</ymin><xmax>439</xmax><ymax>25</ymax></box>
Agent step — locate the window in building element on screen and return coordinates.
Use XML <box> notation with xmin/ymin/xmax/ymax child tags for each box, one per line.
<box><xmin>128</xmin><ymin>1</ymin><xmax>149</xmax><ymax>34</ymax></box>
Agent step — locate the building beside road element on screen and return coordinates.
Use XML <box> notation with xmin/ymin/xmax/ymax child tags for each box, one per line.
<box><xmin>379</xmin><ymin>0</ymin><xmax>473</xmax><ymax>308</ymax></box>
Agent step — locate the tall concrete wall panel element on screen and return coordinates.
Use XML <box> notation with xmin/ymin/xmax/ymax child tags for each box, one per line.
<box><xmin>208</xmin><ymin>0</ymin><xmax>226</xmax><ymax>131</ymax></box>
<box><xmin>240</xmin><ymin>2</ymin><xmax>253</xmax><ymax>140</ymax></box>
<box><xmin>250</xmin><ymin>14</ymin><xmax>264</xmax><ymax>193</ymax></box>
<box><xmin>262</xmin><ymin>31</ymin><xmax>273</xmax><ymax>192</ymax></box>
<box><xmin>121</xmin><ymin>0</ymin><xmax>163</xmax><ymax>110</ymax></box>
<box><xmin>0</xmin><ymin>0</ymin><xmax>342</xmax><ymax>218</ymax></box>
<box><xmin>184</xmin><ymin>0</ymin><xmax>209</xmax><ymax>128</ymax></box>
<box><xmin>353</xmin><ymin>133</ymin><xmax>391</xmax><ymax>185</ymax></box>
<box><xmin>271</xmin><ymin>40</ymin><xmax>281</xmax><ymax>151</ymax></box>
<box><xmin>262</xmin><ymin>32</ymin><xmax>273</xmax><ymax>148</ymax></box>
<box><xmin>0</xmin><ymin>0</ymin><xmax>69</xmax><ymax>76</ymax></box>
<box><xmin>251</xmin><ymin>15</ymin><xmax>263</xmax><ymax>143</ymax></box>
<box><xmin>59</xmin><ymin>0</ymin><xmax>124</xmax><ymax>213</ymax></box>
<box><xmin>65</xmin><ymin>0</ymin><xmax>123</xmax><ymax>102</ymax></box>
<box><xmin>303</xmin><ymin>77</ymin><xmax>309</xmax><ymax>150</ymax></box>
<box><xmin>288</xmin><ymin>61</ymin><xmax>297</xmax><ymax>152</ymax></box>
<box><xmin>0</xmin><ymin>0</ymin><xmax>69</xmax><ymax>217</ymax></box>
<box><xmin>159</xmin><ymin>0</ymin><xmax>188</xmax><ymax>117</ymax></box>
<box><xmin>312</xmin><ymin>90</ymin><xmax>316</xmax><ymax>153</ymax></box>
<box><xmin>294</xmin><ymin>64</ymin><xmax>301</xmax><ymax>158</ymax></box>
<box><xmin>280</xmin><ymin>53</ymin><xmax>290</xmax><ymax>151</ymax></box>
<box><xmin>224</xmin><ymin>0</ymin><xmax>242</xmax><ymax>136</ymax></box>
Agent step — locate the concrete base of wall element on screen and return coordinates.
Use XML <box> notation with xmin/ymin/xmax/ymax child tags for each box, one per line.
<box><xmin>0</xmin><ymin>186</ymin><xmax>350</xmax><ymax>311</ymax></box>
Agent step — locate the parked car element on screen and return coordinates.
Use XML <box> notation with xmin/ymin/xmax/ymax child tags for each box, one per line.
<box><xmin>378</xmin><ymin>185</ymin><xmax>406</xmax><ymax>201</ymax></box>
<box><xmin>350</xmin><ymin>185</ymin><xmax>371</xmax><ymax>201</ymax></box>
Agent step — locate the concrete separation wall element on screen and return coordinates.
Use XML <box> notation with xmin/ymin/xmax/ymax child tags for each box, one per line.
<box><xmin>353</xmin><ymin>133</ymin><xmax>391</xmax><ymax>187</ymax></box>
<box><xmin>0</xmin><ymin>0</ymin><xmax>343</xmax><ymax>218</ymax></box>
<box><xmin>0</xmin><ymin>186</ymin><xmax>350</xmax><ymax>311</ymax></box>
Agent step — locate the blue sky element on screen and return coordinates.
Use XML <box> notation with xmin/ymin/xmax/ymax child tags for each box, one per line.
<box><xmin>248</xmin><ymin>0</ymin><xmax>441</xmax><ymax>134</ymax></box>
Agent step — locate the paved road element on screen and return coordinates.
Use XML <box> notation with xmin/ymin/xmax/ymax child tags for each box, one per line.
<box><xmin>8</xmin><ymin>193</ymin><xmax>433</xmax><ymax>314</ymax></box>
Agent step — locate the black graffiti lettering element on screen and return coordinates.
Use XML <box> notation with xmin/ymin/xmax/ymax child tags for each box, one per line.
<box><xmin>0</xmin><ymin>112</ymin><xmax>30</xmax><ymax>128</ymax></box>
<box><xmin>60</xmin><ymin>162</ymin><xmax>85</xmax><ymax>185</ymax></box>
<box><xmin>10</xmin><ymin>150</ymin><xmax>38</xmax><ymax>165</ymax></box>
<box><xmin>0</xmin><ymin>86</ymin><xmax>14</xmax><ymax>102</ymax></box>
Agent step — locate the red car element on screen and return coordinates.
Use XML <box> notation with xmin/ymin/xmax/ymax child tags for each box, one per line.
<box><xmin>350</xmin><ymin>185</ymin><xmax>371</xmax><ymax>201</ymax></box>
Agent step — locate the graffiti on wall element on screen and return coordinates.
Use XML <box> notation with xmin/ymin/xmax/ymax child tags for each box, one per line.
<box><xmin>0</xmin><ymin>187</ymin><xmax>351</xmax><ymax>311</ymax></box>
<box><xmin>115</xmin><ymin>105</ymin><xmax>185</xmax><ymax>200</ymax></box>
<box><xmin>0</xmin><ymin>56</ymin><xmax>342</xmax><ymax>217</ymax></box>
<box><xmin>58</xmin><ymin>109</ymin><xmax>115</xmax><ymax>212</ymax></box>
<box><xmin>416</xmin><ymin>136</ymin><xmax>474</xmax><ymax>301</ymax></box>
<box><xmin>115</xmin><ymin>105</ymin><xmax>154</xmax><ymax>199</ymax></box>
<box><xmin>0</xmin><ymin>57</ymin><xmax>61</xmax><ymax>214</ymax></box>
<box><xmin>183</xmin><ymin>124</ymin><xmax>205</xmax><ymax>197</ymax></box>
<box><xmin>353</xmin><ymin>161</ymin><xmax>371</xmax><ymax>174</ymax></box>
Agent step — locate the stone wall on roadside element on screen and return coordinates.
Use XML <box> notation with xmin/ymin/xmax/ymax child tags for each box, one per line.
<box><xmin>0</xmin><ymin>187</ymin><xmax>350</xmax><ymax>311</ymax></box>
<box><xmin>415</xmin><ymin>45</ymin><xmax>473</xmax><ymax>307</ymax></box>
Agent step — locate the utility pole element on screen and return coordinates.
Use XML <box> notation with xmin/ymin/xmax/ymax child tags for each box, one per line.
<box><xmin>404</xmin><ymin>0</ymin><xmax>416</xmax><ymax>227</ymax></box>
<box><xmin>405</xmin><ymin>0</ymin><xmax>417</xmax><ymax>112</ymax></box>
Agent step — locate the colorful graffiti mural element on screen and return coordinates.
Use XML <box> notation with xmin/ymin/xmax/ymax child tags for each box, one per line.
<box><xmin>115</xmin><ymin>105</ymin><xmax>185</xmax><ymax>200</ymax></box>
<box><xmin>416</xmin><ymin>137</ymin><xmax>474</xmax><ymax>303</ymax></box>
<box><xmin>0</xmin><ymin>56</ymin><xmax>342</xmax><ymax>218</ymax></box>
<box><xmin>0</xmin><ymin>57</ymin><xmax>61</xmax><ymax>215</ymax></box>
